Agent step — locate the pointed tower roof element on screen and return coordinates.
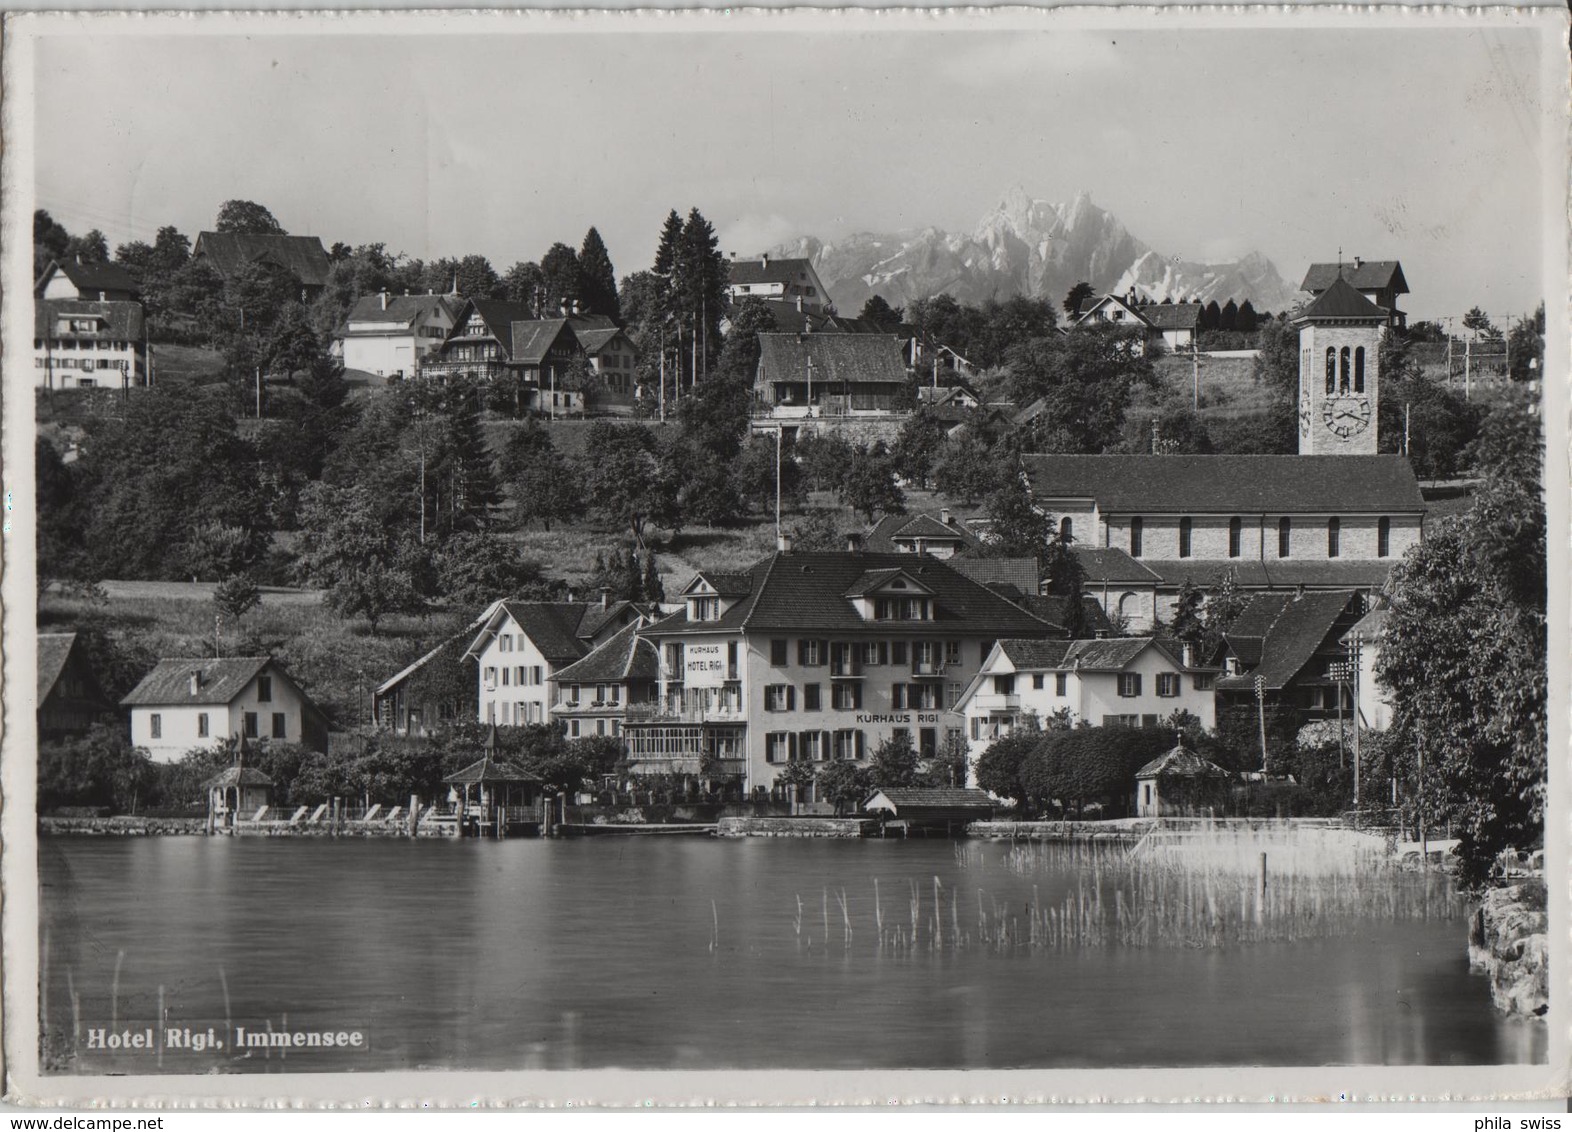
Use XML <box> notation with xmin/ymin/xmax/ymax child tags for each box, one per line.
<box><xmin>1293</xmin><ymin>275</ymin><xmax>1388</xmax><ymax>325</ymax></box>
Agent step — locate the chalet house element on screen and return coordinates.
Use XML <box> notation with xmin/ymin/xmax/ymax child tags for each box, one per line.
<box><xmin>955</xmin><ymin>637</ymin><xmax>1218</xmax><ymax>766</ymax></box>
<box><xmin>35</xmin><ymin>258</ymin><xmax>139</xmax><ymax>302</ymax></box>
<box><xmin>1215</xmin><ymin>590</ymin><xmax>1367</xmax><ymax>721</ymax></box>
<box><xmin>574</xmin><ymin>326</ymin><xmax>641</xmax><ymax>401</ymax></box>
<box><xmin>37</xmin><ymin>632</ymin><xmax>114</xmax><ymax>740</ymax></box>
<box><xmin>626</xmin><ymin>550</ymin><xmax>1065</xmax><ymax>794</ymax></box>
<box><xmin>1301</xmin><ymin>259</ymin><xmax>1408</xmax><ymax>329</ymax></box>
<box><xmin>751</xmin><ymin>332</ymin><xmax>911</xmax><ymax>431</ymax></box>
<box><xmin>1343</xmin><ymin>606</ymin><xmax>1394</xmax><ymax>732</ymax></box>
<box><xmin>423</xmin><ymin>300</ymin><xmax>626</xmax><ymax>414</ymax></box>
<box><xmin>549</xmin><ymin>619</ymin><xmax>663</xmax><ymax>746</ymax></box>
<box><xmin>1076</xmin><ymin>292</ymin><xmax>1203</xmax><ymax>352</ymax></box>
<box><xmin>1021</xmin><ymin>454</ymin><xmax>1426</xmax><ymax>626</ymax></box>
<box><xmin>191</xmin><ymin>232</ymin><xmax>332</xmax><ymax>302</ymax></box>
<box><xmin>340</xmin><ymin>291</ymin><xmax>462</xmax><ymax>379</ymax></box>
<box><xmin>464</xmin><ymin>598</ymin><xmax>649</xmax><ymax>728</ymax></box>
<box><xmin>727</xmin><ymin>255</ymin><xmax>830</xmax><ymax>313</ymax></box>
<box><xmin>120</xmin><ymin>656</ymin><xmax>329</xmax><ymax>764</ymax></box>
<box><xmin>34</xmin><ymin>299</ymin><xmax>148</xmax><ymax>390</ymax></box>
<box><xmin>863</xmin><ymin>509</ymin><xmax>980</xmax><ymax>559</ymax></box>
<box><xmin>373</xmin><ymin>630</ymin><xmax>477</xmax><ymax>736</ymax></box>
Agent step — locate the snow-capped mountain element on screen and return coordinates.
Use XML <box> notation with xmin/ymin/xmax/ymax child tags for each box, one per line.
<box><xmin>772</xmin><ymin>188</ymin><xmax>1297</xmax><ymax>315</ymax></box>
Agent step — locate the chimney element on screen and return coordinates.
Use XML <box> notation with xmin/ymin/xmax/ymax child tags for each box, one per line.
<box><xmin>572</xmin><ymin>299</ymin><xmax>581</xmax><ymax>316</ymax></box>
<box><xmin>777</xmin><ymin>534</ymin><xmax>792</xmax><ymax>553</ymax></box>
<box><xmin>729</xmin><ymin>251</ymin><xmax>737</xmax><ymax>260</ymax></box>
<box><xmin>845</xmin><ymin>534</ymin><xmax>862</xmax><ymax>552</ymax></box>
<box><xmin>940</xmin><ymin>507</ymin><xmax>952</xmax><ymax>527</ymax></box>
<box><xmin>599</xmin><ymin>586</ymin><xmax>612</xmax><ymax>610</ymax></box>
<box><xmin>760</xmin><ymin>254</ymin><xmax>769</xmax><ymax>270</ymax></box>
<box><xmin>1353</xmin><ymin>255</ymin><xmax>1363</xmax><ymax>269</ymax></box>
<box><xmin>560</xmin><ymin>299</ymin><xmax>570</xmax><ymax>316</ymax></box>
<box><xmin>379</xmin><ymin>290</ymin><xmax>388</xmax><ymax>311</ymax></box>
<box><xmin>1182</xmin><ymin>643</ymin><xmax>1195</xmax><ymax>667</ymax></box>
<box><xmin>189</xmin><ymin>670</ymin><xmax>202</xmax><ymax>696</ymax></box>
<box><xmin>796</xmin><ymin>296</ymin><xmax>804</xmax><ymax>313</ymax></box>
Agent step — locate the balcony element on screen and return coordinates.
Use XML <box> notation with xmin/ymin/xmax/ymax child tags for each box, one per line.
<box><xmin>623</xmin><ymin>703</ymin><xmax>745</xmax><ymax>725</ymax></box>
<box><xmin>972</xmin><ymin>693</ymin><xmax>1020</xmax><ymax>714</ymax></box>
<box><xmin>829</xmin><ymin>660</ymin><xmax>863</xmax><ymax>678</ymax></box>
<box><xmin>910</xmin><ymin>661</ymin><xmax>948</xmax><ymax>679</ymax></box>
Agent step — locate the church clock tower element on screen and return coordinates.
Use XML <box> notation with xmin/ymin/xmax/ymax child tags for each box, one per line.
<box><xmin>1293</xmin><ymin>274</ymin><xmax>1388</xmax><ymax>455</ymax></box>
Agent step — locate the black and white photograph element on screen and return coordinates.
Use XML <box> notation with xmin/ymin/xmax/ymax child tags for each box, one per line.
<box><xmin>3</xmin><ymin>6</ymin><xmax>1567</xmax><ymax>1105</ymax></box>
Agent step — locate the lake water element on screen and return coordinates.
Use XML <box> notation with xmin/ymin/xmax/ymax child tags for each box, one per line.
<box><xmin>38</xmin><ymin>835</ymin><xmax>1545</xmax><ymax>1073</ymax></box>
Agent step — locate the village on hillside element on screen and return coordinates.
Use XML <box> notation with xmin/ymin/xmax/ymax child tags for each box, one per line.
<box><xmin>34</xmin><ymin>200</ymin><xmax>1546</xmax><ymax>885</ymax></box>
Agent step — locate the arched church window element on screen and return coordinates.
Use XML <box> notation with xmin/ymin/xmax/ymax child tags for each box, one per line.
<box><xmin>1354</xmin><ymin>347</ymin><xmax>1366</xmax><ymax>393</ymax></box>
<box><xmin>1325</xmin><ymin>348</ymin><xmax>1336</xmax><ymax>394</ymax></box>
<box><xmin>1339</xmin><ymin>347</ymin><xmax>1351</xmax><ymax>393</ymax></box>
<box><xmin>1060</xmin><ymin>516</ymin><xmax>1073</xmax><ymax>543</ymax></box>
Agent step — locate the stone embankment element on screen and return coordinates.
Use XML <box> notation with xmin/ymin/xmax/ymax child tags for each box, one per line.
<box><xmin>1468</xmin><ymin>879</ymin><xmax>1548</xmax><ymax>1018</ymax></box>
<box><xmin>969</xmin><ymin>819</ymin><xmax>1153</xmax><ymax>843</ymax></box>
<box><xmin>716</xmin><ymin>816</ymin><xmax>875</xmax><ymax>838</ymax></box>
<box><xmin>40</xmin><ymin>815</ymin><xmax>458</xmax><ymax>838</ymax></box>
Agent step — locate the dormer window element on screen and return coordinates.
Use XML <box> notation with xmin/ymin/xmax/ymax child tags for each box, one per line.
<box><xmin>872</xmin><ymin>596</ymin><xmax>932</xmax><ymax>621</ymax></box>
<box><xmin>691</xmin><ymin>596</ymin><xmax>722</xmax><ymax>621</ymax></box>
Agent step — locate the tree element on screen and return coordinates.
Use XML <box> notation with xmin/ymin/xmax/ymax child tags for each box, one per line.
<box><xmin>442</xmin><ymin>381</ymin><xmax>501</xmax><ymax>529</ymax></box>
<box><xmin>1201</xmin><ymin>300</ymin><xmax>1222</xmax><ymax>331</ymax></box>
<box><xmin>215</xmin><ymin>200</ymin><xmax>286</xmax><ymax>235</ymax></box>
<box><xmin>503</xmin><ymin>261</ymin><xmax>546</xmax><ymax>313</ymax></box>
<box><xmin>925</xmin><ymin>731</ymin><xmax>971</xmax><ymax>788</ymax></box>
<box><xmin>1235</xmin><ymin>299</ymin><xmax>1259</xmax><ymax>333</ymax></box>
<box><xmin>859</xmin><ymin>295</ymin><xmax>904</xmax><ymax>328</ymax></box>
<box><xmin>581</xmin><ymin>423</ymin><xmax>678</xmax><ymax>548</ymax></box>
<box><xmin>295</xmin><ymin>482</ymin><xmax>425</xmax><ymax>633</ymax></box>
<box><xmin>540</xmin><ymin>242</ymin><xmax>582</xmax><ymax>313</ymax></box>
<box><xmin>1218</xmin><ymin>298</ymin><xmax>1239</xmax><ymax>332</ymax></box>
<box><xmin>868</xmin><ymin>731</ymin><xmax>919</xmax><ymax>788</ymax></box>
<box><xmin>934</xmin><ymin>436</ymin><xmax>1007</xmax><ymax>504</ymax></box>
<box><xmin>1041</xmin><ymin>533</ymin><xmax>1089</xmax><ymax>637</ymax></box>
<box><xmin>577</xmin><ymin>228</ymin><xmax>621</xmax><ymax>323</ymax></box>
<box><xmin>971</xmin><ymin>296</ymin><xmax>1058</xmax><ymax>369</ymax></box>
<box><xmin>1063</xmin><ymin>281</ymin><xmax>1095</xmax><ymax>318</ymax></box>
<box><xmin>1005</xmin><ymin>325</ymin><xmax>1156</xmax><ymax>453</ymax></box>
<box><xmin>981</xmin><ymin>475</ymin><xmax>1051</xmax><ymax>557</ymax></box>
<box><xmin>66</xmin><ymin>229</ymin><xmax>110</xmax><ymax>264</ymax></box>
<box><xmin>838</xmin><ymin>443</ymin><xmax>906</xmax><ymax>523</ymax></box>
<box><xmin>641</xmin><ymin>552</ymin><xmax>666</xmax><ymax>603</ymax></box>
<box><xmin>671</xmin><ymin>208</ymin><xmax>728</xmax><ymax>383</ymax></box>
<box><xmin>38</xmin><ymin>725</ymin><xmax>158</xmax><ymax>814</ymax></box>
<box><xmin>816</xmin><ymin>761</ymin><xmax>872</xmax><ymax>815</ymax></box>
<box><xmin>891</xmin><ymin>413</ymin><xmax>947</xmax><ymax>490</ymax></box>
<box><xmin>213</xmin><ymin>572</ymin><xmax>262</xmax><ymax>621</ymax></box>
<box><xmin>973</xmin><ymin>730</ymin><xmax>1043</xmax><ymax>811</ymax></box>
<box><xmin>34</xmin><ymin>208</ymin><xmax>72</xmax><ymax>275</ymax></box>
<box><xmin>1461</xmin><ymin>306</ymin><xmax>1497</xmax><ymax>338</ymax></box>
<box><xmin>499</xmin><ymin>421</ymin><xmax>585</xmax><ymax>531</ymax></box>
<box><xmin>1508</xmin><ymin>304</ymin><xmax>1545</xmax><ymax>382</ymax></box>
<box><xmin>1377</xmin><ymin>423</ymin><xmax>1545</xmax><ymax>883</ymax></box>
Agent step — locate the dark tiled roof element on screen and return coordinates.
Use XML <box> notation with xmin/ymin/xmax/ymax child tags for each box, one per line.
<box><xmin>864</xmin><ymin>512</ymin><xmax>980</xmax><ymax>553</ymax></box>
<box><xmin>574</xmin><ymin>327</ymin><xmax>623</xmax><ymax>354</ymax></box>
<box><xmin>552</xmin><ymin>622</ymin><xmax>659</xmax><ymax>685</ymax></box>
<box><xmin>37</xmin><ymin>632</ymin><xmax>78</xmax><ymax>702</ymax></box>
<box><xmin>1292</xmin><ymin>276</ymin><xmax>1388</xmax><ymax>324</ymax></box>
<box><xmin>1138</xmin><ymin>559</ymin><xmax>1397</xmax><ymax>589</ymax></box>
<box><xmin>1343</xmin><ymin>607</ymin><xmax>1390</xmax><ymax>643</ymax></box>
<box><xmin>451</xmin><ymin>300</ymin><xmax>537</xmax><ymax>353</ymax></box>
<box><xmin>1073</xmin><ymin>547</ymin><xmax>1163</xmax><ymax>585</ymax></box>
<box><xmin>891</xmin><ymin>514</ymin><xmax>974</xmax><ymax>543</ymax></box>
<box><xmin>346</xmin><ymin>293</ymin><xmax>458</xmax><ymax>327</ymax></box>
<box><xmin>121</xmin><ymin>657</ymin><xmax>276</xmax><ymax>707</ymax></box>
<box><xmin>686</xmin><ymin>572</ymin><xmax>755</xmax><ymax>597</ymax></box>
<box><xmin>842</xmin><ymin>567</ymin><xmax>930</xmax><ymax>598</ymax></box>
<box><xmin>1217</xmin><ymin>590</ymin><xmax>1364</xmax><ymax>691</ymax></box>
<box><xmin>204</xmin><ymin>765</ymin><xmax>275</xmax><ymax>789</ymax></box>
<box><xmin>38</xmin><ymin>259</ymin><xmax>139</xmax><ymax>296</ymax></box>
<box><xmin>997</xmin><ymin>639</ymin><xmax>1074</xmax><ymax>669</ymax></box>
<box><xmin>1139</xmin><ymin>303</ymin><xmax>1203</xmax><ymax>331</ymax></box>
<box><xmin>444</xmin><ymin>756</ymin><xmax>540</xmax><ymax>786</ymax></box>
<box><xmin>865</xmin><ymin>787</ymin><xmax>996</xmax><ymax>811</ymax></box>
<box><xmin>1301</xmin><ymin>261</ymin><xmax>1408</xmax><ymax>295</ymax></box>
<box><xmin>729</xmin><ymin>257</ymin><xmax>816</xmax><ymax>287</ymax></box>
<box><xmin>949</xmin><ymin>557</ymin><xmax>1038</xmax><ymax>593</ymax></box>
<box><xmin>193</xmin><ymin>232</ymin><xmax>331</xmax><ymax>287</ymax></box>
<box><xmin>1022</xmin><ymin>454</ymin><xmax>1425</xmax><ymax>514</ymax></box>
<box><xmin>1136</xmin><ymin>744</ymin><xmax>1230</xmax><ymax>779</ymax></box>
<box><xmin>1024</xmin><ymin>595</ymin><xmax>1114</xmax><ymax>635</ymax></box>
<box><xmin>644</xmin><ymin>552</ymin><xmax>1064</xmax><ymax>637</ymax></box>
<box><xmin>575</xmin><ymin>600</ymin><xmax>650</xmax><ymax>642</ymax></box>
<box><xmin>756</xmin><ymin>333</ymin><xmax>908</xmax><ymax>387</ymax></box>
<box><xmin>509</xmin><ymin>319</ymin><xmax>576</xmax><ymax>365</ymax></box>
<box><xmin>36</xmin><ymin>299</ymin><xmax>145</xmax><ymax>340</ymax></box>
<box><xmin>500</xmin><ymin>602</ymin><xmax>597</xmax><ymax>665</ymax></box>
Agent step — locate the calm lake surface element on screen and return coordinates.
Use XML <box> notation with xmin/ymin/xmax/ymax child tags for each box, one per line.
<box><xmin>39</xmin><ymin>835</ymin><xmax>1545</xmax><ymax>1072</ymax></box>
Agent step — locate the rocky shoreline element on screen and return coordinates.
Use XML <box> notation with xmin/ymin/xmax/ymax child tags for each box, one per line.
<box><xmin>1467</xmin><ymin>879</ymin><xmax>1548</xmax><ymax>1018</ymax></box>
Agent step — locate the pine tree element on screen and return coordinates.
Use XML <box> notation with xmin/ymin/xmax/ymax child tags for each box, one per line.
<box><xmin>673</xmin><ymin>208</ymin><xmax>727</xmax><ymax>384</ymax></box>
<box><xmin>1236</xmin><ymin>299</ymin><xmax>1259</xmax><ymax>333</ymax></box>
<box><xmin>540</xmin><ymin>243</ymin><xmax>581</xmax><ymax>315</ymax></box>
<box><xmin>1203</xmin><ymin>300</ymin><xmax>1222</xmax><ymax>331</ymax></box>
<box><xmin>578</xmin><ymin>227</ymin><xmax>621</xmax><ymax>324</ymax></box>
<box><xmin>641</xmin><ymin>552</ymin><xmax>666</xmax><ymax>603</ymax></box>
<box><xmin>444</xmin><ymin>382</ymin><xmax>500</xmax><ymax>530</ymax></box>
<box><xmin>622</xmin><ymin>546</ymin><xmax>642</xmax><ymax>601</ymax></box>
<box><xmin>1220</xmin><ymin>299</ymin><xmax>1239</xmax><ymax>332</ymax></box>
<box><xmin>653</xmin><ymin>210</ymin><xmax>683</xmax><ymax>284</ymax></box>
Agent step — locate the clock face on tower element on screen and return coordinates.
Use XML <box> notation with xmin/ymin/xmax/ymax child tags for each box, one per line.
<box><xmin>1321</xmin><ymin>395</ymin><xmax>1372</xmax><ymax>440</ymax></box>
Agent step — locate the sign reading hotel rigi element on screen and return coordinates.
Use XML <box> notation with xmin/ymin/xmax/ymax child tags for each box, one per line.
<box><xmin>684</xmin><ymin>644</ymin><xmax>727</xmax><ymax>688</ymax></box>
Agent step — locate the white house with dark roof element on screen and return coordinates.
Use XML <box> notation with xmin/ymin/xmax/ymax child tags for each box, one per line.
<box><xmin>340</xmin><ymin>291</ymin><xmax>461</xmax><ymax>379</ymax></box>
<box><xmin>727</xmin><ymin>255</ymin><xmax>830</xmax><ymax>313</ymax></box>
<box><xmin>464</xmin><ymin>598</ymin><xmax>648</xmax><ymax>728</ymax></box>
<box><xmin>627</xmin><ymin>550</ymin><xmax>1065</xmax><ymax>792</ymax></box>
<box><xmin>1342</xmin><ymin>606</ymin><xmax>1394</xmax><ymax>732</ymax></box>
<box><xmin>34</xmin><ymin>298</ymin><xmax>148</xmax><ymax>389</ymax></box>
<box><xmin>1301</xmin><ymin>258</ymin><xmax>1408</xmax><ymax>329</ymax></box>
<box><xmin>751</xmin><ymin>332</ymin><xmax>911</xmax><ymax>430</ymax></box>
<box><xmin>35</xmin><ymin>258</ymin><xmax>140</xmax><ymax>302</ymax></box>
<box><xmin>1021</xmin><ymin>453</ymin><xmax>1426</xmax><ymax>625</ymax></box>
<box><xmin>955</xmin><ymin>637</ymin><xmax>1218</xmax><ymax>769</ymax></box>
<box><xmin>120</xmin><ymin>657</ymin><xmax>328</xmax><ymax>763</ymax></box>
<box><xmin>550</xmin><ymin>619</ymin><xmax>663</xmax><ymax>745</ymax></box>
<box><xmin>1076</xmin><ymin>293</ymin><xmax>1203</xmax><ymax>352</ymax></box>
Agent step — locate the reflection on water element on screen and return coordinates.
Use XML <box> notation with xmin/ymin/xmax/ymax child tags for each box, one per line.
<box><xmin>38</xmin><ymin>836</ymin><xmax>1545</xmax><ymax>1073</ymax></box>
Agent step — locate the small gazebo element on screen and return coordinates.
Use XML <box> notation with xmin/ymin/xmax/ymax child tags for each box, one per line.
<box><xmin>1135</xmin><ymin>740</ymin><xmax>1232</xmax><ymax>817</ymax></box>
<box><xmin>443</xmin><ymin>726</ymin><xmax>543</xmax><ymax>836</ymax></box>
<box><xmin>203</xmin><ymin>733</ymin><xmax>273</xmax><ymax>826</ymax></box>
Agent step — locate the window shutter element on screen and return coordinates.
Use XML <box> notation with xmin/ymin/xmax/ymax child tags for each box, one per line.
<box><xmin>855</xmin><ymin>731</ymin><xmax>866</xmax><ymax>760</ymax></box>
<box><xmin>891</xmin><ymin>684</ymin><xmax>903</xmax><ymax>710</ymax></box>
<box><xmin>797</xmin><ymin>639</ymin><xmax>808</xmax><ymax>665</ymax></box>
<box><xmin>853</xmin><ymin>683</ymin><xmax>864</xmax><ymax>710</ymax></box>
<box><xmin>771</xmin><ymin>639</ymin><xmax>787</xmax><ymax>666</ymax></box>
<box><xmin>787</xmin><ymin>685</ymin><xmax>796</xmax><ymax>711</ymax></box>
<box><xmin>878</xmin><ymin>642</ymin><xmax>889</xmax><ymax>666</ymax></box>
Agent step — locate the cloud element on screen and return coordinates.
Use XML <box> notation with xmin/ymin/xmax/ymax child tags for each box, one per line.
<box><xmin>716</xmin><ymin>214</ymin><xmax>805</xmax><ymax>258</ymax></box>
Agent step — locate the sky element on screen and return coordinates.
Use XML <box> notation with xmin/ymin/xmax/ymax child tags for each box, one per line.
<box><xmin>28</xmin><ymin>15</ymin><xmax>1560</xmax><ymax>321</ymax></box>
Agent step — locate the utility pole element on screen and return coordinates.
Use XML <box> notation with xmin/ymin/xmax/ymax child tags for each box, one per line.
<box><xmin>255</xmin><ymin>365</ymin><xmax>262</xmax><ymax>419</ymax></box>
<box><xmin>806</xmin><ymin>356</ymin><xmax>814</xmax><ymax>412</ymax></box>
<box><xmin>1254</xmin><ymin>675</ymin><xmax>1268</xmax><ymax>773</ymax></box>
<box><xmin>1403</xmin><ymin>402</ymin><xmax>1411</xmax><ymax>456</ymax></box>
<box><xmin>658</xmin><ymin>325</ymin><xmax>666</xmax><ymax>422</ymax></box>
<box><xmin>1192</xmin><ymin>346</ymin><xmax>1200</xmax><ymax>411</ymax></box>
<box><xmin>1350</xmin><ymin>632</ymin><xmax>1362</xmax><ymax>809</ymax></box>
<box><xmin>774</xmin><ymin>426</ymin><xmax>783</xmax><ymax>546</ymax></box>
